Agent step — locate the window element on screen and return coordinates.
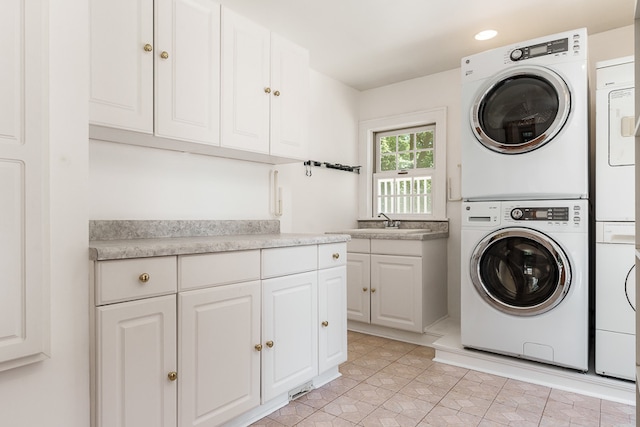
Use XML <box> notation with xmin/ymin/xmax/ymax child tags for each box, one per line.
<box><xmin>375</xmin><ymin>125</ymin><xmax>435</xmax><ymax>215</ymax></box>
<box><xmin>358</xmin><ymin>108</ymin><xmax>446</xmax><ymax>219</ymax></box>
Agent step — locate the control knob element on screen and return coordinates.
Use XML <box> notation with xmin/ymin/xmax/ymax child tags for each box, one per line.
<box><xmin>511</xmin><ymin>208</ymin><xmax>524</xmax><ymax>220</ymax></box>
<box><xmin>510</xmin><ymin>49</ymin><xmax>524</xmax><ymax>61</ymax></box>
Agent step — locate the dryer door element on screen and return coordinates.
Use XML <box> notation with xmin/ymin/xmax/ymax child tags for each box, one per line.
<box><xmin>470</xmin><ymin>227</ymin><xmax>572</xmax><ymax>316</ymax></box>
<box><xmin>471</xmin><ymin>66</ymin><xmax>571</xmax><ymax>154</ymax></box>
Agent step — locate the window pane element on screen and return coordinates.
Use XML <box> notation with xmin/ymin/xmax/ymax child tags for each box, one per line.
<box><xmin>416</xmin><ymin>131</ymin><xmax>434</xmax><ymax>149</ymax></box>
<box><xmin>380</xmin><ymin>136</ymin><xmax>396</xmax><ymax>153</ymax></box>
<box><xmin>413</xmin><ymin>177</ymin><xmax>432</xmax><ymax>214</ymax></box>
<box><xmin>398</xmin><ymin>152</ymin><xmax>414</xmax><ymax>170</ymax></box>
<box><xmin>417</xmin><ymin>150</ymin><xmax>434</xmax><ymax>168</ymax></box>
<box><xmin>380</xmin><ymin>154</ymin><xmax>397</xmax><ymax>171</ymax></box>
<box><xmin>397</xmin><ymin>134</ymin><xmax>412</xmax><ymax>151</ymax></box>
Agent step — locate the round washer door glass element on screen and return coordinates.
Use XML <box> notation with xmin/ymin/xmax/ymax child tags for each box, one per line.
<box><xmin>470</xmin><ymin>228</ymin><xmax>571</xmax><ymax>316</ymax></box>
<box><xmin>471</xmin><ymin>66</ymin><xmax>571</xmax><ymax>154</ymax></box>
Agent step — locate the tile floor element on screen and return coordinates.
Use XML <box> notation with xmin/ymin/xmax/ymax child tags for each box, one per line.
<box><xmin>251</xmin><ymin>331</ymin><xmax>636</xmax><ymax>427</ymax></box>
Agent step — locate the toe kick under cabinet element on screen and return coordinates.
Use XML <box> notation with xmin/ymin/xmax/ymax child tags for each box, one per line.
<box><xmin>346</xmin><ymin>238</ymin><xmax>447</xmax><ymax>333</ymax></box>
<box><xmin>90</xmin><ymin>242</ymin><xmax>347</xmax><ymax>427</ymax></box>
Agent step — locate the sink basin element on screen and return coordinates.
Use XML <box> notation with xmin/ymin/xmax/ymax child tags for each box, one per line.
<box><xmin>339</xmin><ymin>228</ymin><xmax>431</xmax><ymax>234</ymax></box>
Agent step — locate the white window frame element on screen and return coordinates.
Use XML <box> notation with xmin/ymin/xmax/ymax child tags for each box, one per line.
<box><xmin>358</xmin><ymin>108</ymin><xmax>447</xmax><ymax>220</ymax></box>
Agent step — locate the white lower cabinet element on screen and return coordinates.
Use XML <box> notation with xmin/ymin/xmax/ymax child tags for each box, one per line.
<box><xmin>179</xmin><ymin>281</ymin><xmax>261</xmax><ymax>427</ymax></box>
<box><xmin>346</xmin><ymin>238</ymin><xmax>447</xmax><ymax>333</ymax></box>
<box><xmin>262</xmin><ymin>271</ymin><xmax>318</xmax><ymax>402</ymax></box>
<box><xmin>92</xmin><ymin>242</ymin><xmax>347</xmax><ymax>427</ymax></box>
<box><xmin>95</xmin><ymin>295</ymin><xmax>178</xmax><ymax>427</ymax></box>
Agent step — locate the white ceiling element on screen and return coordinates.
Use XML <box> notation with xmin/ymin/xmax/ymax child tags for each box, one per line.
<box><xmin>218</xmin><ymin>0</ymin><xmax>635</xmax><ymax>91</ymax></box>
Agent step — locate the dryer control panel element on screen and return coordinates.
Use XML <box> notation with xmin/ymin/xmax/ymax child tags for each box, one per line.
<box><xmin>509</xmin><ymin>37</ymin><xmax>569</xmax><ymax>62</ymax></box>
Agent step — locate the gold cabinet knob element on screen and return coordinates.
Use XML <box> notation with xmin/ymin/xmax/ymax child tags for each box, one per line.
<box><xmin>266</xmin><ymin>340</ymin><xmax>274</xmax><ymax>348</ymax></box>
<box><xmin>362</xmin><ymin>287</ymin><xmax>368</xmax><ymax>292</ymax></box>
<box><xmin>332</xmin><ymin>253</ymin><xmax>340</xmax><ymax>260</ymax></box>
<box><xmin>273</xmin><ymin>90</ymin><xmax>281</xmax><ymax>97</ymax></box>
<box><xmin>371</xmin><ymin>288</ymin><xmax>377</xmax><ymax>293</ymax></box>
<box><xmin>143</xmin><ymin>43</ymin><xmax>153</xmax><ymax>52</ymax></box>
<box><xmin>255</xmin><ymin>344</ymin><xmax>263</xmax><ymax>351</ymax></box>
<box><xmin>321</xmin><ymin>321</ymin><xmax>329</xmax><ymax>327</ymax></box>
<box><xmin>139</xmin><ymin>273</ymin><xmax>150</xmax><ymax>283</ymax></box>
<box><xmin>167</xmin><ymin>371</ymin><xmax>177</xmax><ymax>381</ymax></box>
<box><xmin>264</xmin><ymin>87</ymin><xmax>271</xmax><ymax>94</ymax></box>
<box><xmin>160</xmin><ymin>51</ymin><xmax>169</xmax><ymax>59</ymax></box>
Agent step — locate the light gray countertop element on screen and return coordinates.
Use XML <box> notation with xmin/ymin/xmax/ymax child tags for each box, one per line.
<box><xmin>89</xmin><ymin>233</ymin><xmax>350</xmax><ymax>261</ymax></box>
<box><xmin>325</xmin><ymin>229</ymin><xmax>448</xmax><ymax>240</ymax></box>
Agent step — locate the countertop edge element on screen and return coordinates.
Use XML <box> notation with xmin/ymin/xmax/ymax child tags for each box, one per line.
<box><xmin>89</xmin><ymin>233</ymin><xmax>351</xmax><ymax>261</ymax></box>
<box><xmin>325</xmin><ymin>230</ymin><xmax>449</xmax><ymax>240</ymax></box>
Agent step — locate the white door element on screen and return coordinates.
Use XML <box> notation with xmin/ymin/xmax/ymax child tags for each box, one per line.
<box><xmin>318</xmin><ymin>266</ymin><xmax>348</xmax><ymax>373</ymax></box>
<box><xmin>371</xmin><ymin>255</ymin><xmax>423</xmax><ymax>332</ymax></box>
<box><xmin>0</xmin><ymin>0</ymin><xmax>49</xmax><ymax>371</ymax></box>
<box><xmin>179</xmin><ymin>281</ymin><xmax>261</xmax><ymax>427</ymax></box>
<box><xmin>346</xmin><ymin>253</ymin><xmax>371</xmax><ymax>323</ymax></box>
<box><xmin>89</xmin><ymin>0</ymin><xmax>154</xmax><ymax>132</ymax></box>
<box><xmin>269</xmin><ymin>33</ymin><xmax>309</xmax><ymax>160</ymax></box>
<box><xmin>262</xmin><ymin>271</ymin><xmax>318</xmax><ymax>402</ymax></box>
<box><xmin>155</xmin><ymin>0</ymin><xmax>221</xmax><ymax>144</ymax></box>
<box><xmin>220</xmin><ymin>8</ymin><xmax>270</xmax><ymax>154</ymax></box>
<box><xmin>96</xmin><ymin>295</ymin><xmax>177</xmax><ymax>427</ymax></box>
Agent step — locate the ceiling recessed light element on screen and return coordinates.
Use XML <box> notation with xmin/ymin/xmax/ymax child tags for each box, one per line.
<box><xmin>475</xmin><ymin>30</ymin><xmax>497</xmax><ymax>41</ymax></box>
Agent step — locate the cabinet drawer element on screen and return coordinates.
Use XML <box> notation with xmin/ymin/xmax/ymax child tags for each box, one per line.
<box><xmin>318</xmin><ymin>243</ymin><xmax>346</xmax><ymax>269</ymax></box>
<box><xmin>262</xmin><ymin>245</ymin><xmax>318</xmax><ymax>278</ymax></box>
<box><xmin>370</xmin><ymin>239</ymin><xmax>422</xmax><ymax>256</ymax></box>
<box><xmin>347</xmin><ymin>238</ymin><xmax>370</xmax><ymax>253</ymax></box>
<box><xmin>178</xmin><ymin>250</ymin><xmax>260</xmax><ymax>290</ymax></box>
<box><xmin>95</xmin><ymin>257</ymin><xmax>177</xmax><ymax>305</ymax></box>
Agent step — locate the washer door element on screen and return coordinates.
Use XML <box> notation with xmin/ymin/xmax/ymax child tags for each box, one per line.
<box><xmin>470</xmin><ymin>227</ymin><xmax>572</xmax><ymax>316</ymax></box>
<box><xmin>471</xmin><ymin>66</ymin><xmax>571</xmax><ymax>154</ymax></box>
<box><xmin>625</xmin><ymin>264</ymin><xmax>636</xmax><ymax>311</ymax></box>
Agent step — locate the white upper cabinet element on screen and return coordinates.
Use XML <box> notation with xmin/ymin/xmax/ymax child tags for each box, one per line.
<box><xmin>0</xmin><ymin>0</ymin><xmax>49</xmax><ymax>372</ymax></box>
<box><xmin>89</xmin><ymin>0</ymin><xmax>221</xmax><ymax>145</ymax></box>
<box><xmin>269</xmin><ymin>33</ymin><xmax>309</xmax><ymax>159</ymax></box>
<box><xmin>155</xmin><ymin>0</ymin><xmax>221</xmax><ymax>143</ymax></box>
<box><xmin>89</xmin><ymin>0</ymin><xmax>154</xmax><ymax>133</ymax></box>
<box><xmin>221</xmin><ymin>8</ymin><xmax>309</xmax><ymax>160</ymax></box>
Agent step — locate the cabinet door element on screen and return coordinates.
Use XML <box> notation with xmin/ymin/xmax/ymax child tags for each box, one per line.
<box><xmin>269</xmin><ymin>33</ymin><xmax>309</xmax><ymax>160</ymax></box>
<box><xmin>96</xmin><ymin>295</ymin><xmax>177</xmax><ymax>427</ymax></box>
<box><xmin>179</xmin><ymin>281</ymin><xmax>261</xmax><ymax>427</ymax></box>
<box><xmin>0</xmin><ymin>0</ymin><xmax>49</xmax><ymax>371</ymax></box>
<box><xmin>371</xmin><ymin>255</ymin><xmax>423</xmax><ymax>332</ymax></box>
<box><xmin>318</xmin><ymin>266</ymin><xmax>347</xmax><ymax>373</ymax></box>
<box><xmin>220</xmin><ymin>8</ymin><xmax>270</xmax><ymax>154</ymax></box>
<box><xmin>262</xmin><ymin>271</ymin><xmax>318</xmax><ymax>402</ymax></box>
<box><xmin>155</xmin><ymin>0</ymin><xmax>221</xmax><ymax>144</ymax></box>
<box><xmin>89</xmin><ymin>0</ymin><xmax>153</xmax><ymax>132</ymax></box>
<box><xmin>346</xmin><ymin>253</ymin><xmax>371</xmax><ymax>323</ymax></box>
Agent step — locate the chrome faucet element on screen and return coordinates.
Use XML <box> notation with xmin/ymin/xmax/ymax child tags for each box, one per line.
<box><xmin>378</xmin><ymin>213</ymin><xmax>400</xmax><ymax>228</ymax></box>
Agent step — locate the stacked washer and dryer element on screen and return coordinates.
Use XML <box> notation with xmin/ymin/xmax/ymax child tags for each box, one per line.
<box><xmin>459</xmin><ymin>29</ymin><xmax>590</xmax><ymax>371</ymax></box>
<box><xmin>594</xmin><ymin>56</ymin><xmax>635</xmax><ymax>381</ymax></box>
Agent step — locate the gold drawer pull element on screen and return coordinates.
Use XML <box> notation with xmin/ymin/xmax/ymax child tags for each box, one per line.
<box><xmin>143</xmin><ymin>43</ymin><xmax>153</xmax><ymax>52</ymax></box>
<box><xmin>255</xmin><ymin>344</ymin><xmax>263</xmax><ymax>351</ymax></box>
<box><xmin>321</xmin><ymin>321</ymin><xmax>329</xmax><ymax>327</ymax></box>
<box><xmin>167</xmin><ymin>371</ymin><xmax>177</xmax><ymax>381</ymax></box>
<box><xmin>363</xmin><ymin>287</ymin><xmax>368</xmax><ymax>292</ymax></box>
<box><xmin>273</xmin><ymin>90</ymin><xmax>280</xmax><ymax>96</ymax></box>
<box><xmin>139</xmin><ymin>273</ymin><xmax>150</xmax><ymax>283</ymax></box>
<box><xmin>266</xmin><ymin>340</ymin><xmax>274</xmax><ymax>348</ymax></box>
<box><xmin>332</xmin><ymin>253</ymin><xmax>340</xmax><ymax>260</ymax></box>
<box><xmin>160</xmin><ymin>51</ymin><xmax>169</xmax><ymax>59</ymax></box>
<box><xmin>264</xmin><ymin>87</ymin><xmax>271</xmax><ymax>94</ymax></box>
<box><xmin>371</xmin><ymin>288</ymin><xmax>377</xmax><ymax>293</ymax></box>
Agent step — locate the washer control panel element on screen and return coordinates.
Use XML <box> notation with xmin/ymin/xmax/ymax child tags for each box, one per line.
<box><xmin>510</xmin><ymin>207</ymin><xmax>569</xmax><ymax>221</ymax></box>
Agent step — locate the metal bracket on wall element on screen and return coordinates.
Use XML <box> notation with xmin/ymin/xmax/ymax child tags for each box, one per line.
<box><xmin>303</xmin><ymin>160</ymin><xmax>361</xmax><ymax>177</ymax></box>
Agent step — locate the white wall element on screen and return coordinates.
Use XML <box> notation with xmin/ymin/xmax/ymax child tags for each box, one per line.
<box><xmin>0</xmin><ymin>1</ymin><xmax>91</xmax><ymax>426</ymax></box>
<box><xmin>358</xmin><ymin>26</ymin><xmax>635</xmax><ymax>324</ymax></box>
